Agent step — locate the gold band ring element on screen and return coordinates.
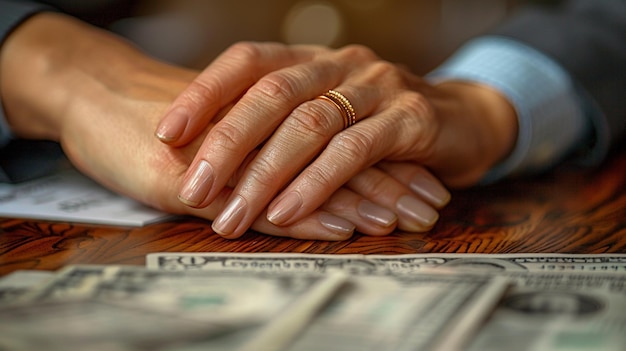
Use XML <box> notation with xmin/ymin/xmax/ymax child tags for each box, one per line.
<box><xmin>316</xmin><ymin>89</ymin><xmax>357</xmax><ymax>129</ymax></box>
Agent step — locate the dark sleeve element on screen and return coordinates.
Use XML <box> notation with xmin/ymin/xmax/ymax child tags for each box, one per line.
<box><xmin>0</xmin><ymin>0</ymin><xmax>62</xmax><ymax>183</ymax></box>
<box><xmin>0</xmin><ymin>0</ymin><xmax>54</xmax><ymax>46</ymax></box>
<box><xmin>493</xmin><ymin>0</ymin><xmax>626</xmax><ymax>158</ymax></box>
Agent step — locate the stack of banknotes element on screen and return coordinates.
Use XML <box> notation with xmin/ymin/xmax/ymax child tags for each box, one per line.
<box><xmin>1</xmin><ymin>253</ymin><xmax>625</xmax><ymax>351</ymax></box>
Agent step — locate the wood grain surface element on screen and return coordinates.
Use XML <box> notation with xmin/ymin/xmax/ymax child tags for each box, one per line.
<box><xmin>1</xmin><ymin>148</ymin><xmax>625</xmax><ymax>276</ymax></box>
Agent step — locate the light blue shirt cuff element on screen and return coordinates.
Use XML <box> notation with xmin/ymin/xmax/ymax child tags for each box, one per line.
<box><xmin>428</xmin><ymin>37</ymin><xmax>590</xmax><ymax>183</ymax></box>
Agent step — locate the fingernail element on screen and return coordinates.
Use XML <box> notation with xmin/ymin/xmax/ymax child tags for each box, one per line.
<box><xmin>178</xmin><ymin>160</ymin><xmax>214</xmax><ymax>207</ymax></box>
<box><xmin>267</xmin><ymin>192</ymin><xmax>303</xmax><ymax>225</ymax></box>
<box><xmin>396</xmin><ymin>195</ymin><xmax>439</xmax><ymax>228</ymax></box>
<box><xmin>319</xmin><ymin>213</ymin><xmax>355</xmax><ymax>236</ymax></box>
<box><xmin>212</xmin><ymin>195</ymin><xmax>247</xmax><ymax>236</ymax></box>
<box><xmin>155</xmin><ymin>106</ymin><xmax>188</xmax><ymax>143</ymax></box>
<box><xmin>410</xmin><ymin>173</ymin><xmax>451</xmax><ymax>208</ymax></box>
<box><xmin>357</xmin><ymin>200</ymin><xmax>397</xmax><ymax>227</ymax></box>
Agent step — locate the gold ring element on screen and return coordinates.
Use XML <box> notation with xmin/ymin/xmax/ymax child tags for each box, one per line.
<box><xmin>316</xmin><ymin>89</ymin><xmax>357</xmax><ymax>129</ymax></box>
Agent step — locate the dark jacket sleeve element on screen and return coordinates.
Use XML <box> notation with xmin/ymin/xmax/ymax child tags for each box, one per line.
<box><xmin>493</xmin><ymin>0</ymin><xmax>626</xmax><ymax>159</ymax></box>
<box><xmin>0</xmin><ymin>0</ymin><xmax>62</xmax><ymax>183</ymax></box>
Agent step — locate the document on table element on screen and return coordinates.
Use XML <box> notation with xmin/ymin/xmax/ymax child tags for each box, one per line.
<box><xmin>0</xmin><ymin>168</ymin><xmax>173</xmax><ymax>226</ymax></box>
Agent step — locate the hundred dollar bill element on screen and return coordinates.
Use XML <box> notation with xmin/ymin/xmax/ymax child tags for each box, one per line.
<box><xmin>147</xmin><ymin>252</ymin><xmax>626</xmax><ymax>275</ymax></box>
<box><xmin>0</xmin><ymin>270</ymin><xmax>54</xmax><ymax>304</ymax></box>
<box><xmin>160</xmin><ymin>271</ymin><xmax>508</xmax><ymax>351</ymax></box>
<box><xmin>0</xmin><ymin>298</ymin><xmax>235</xmax><ymax>351</ymax></box>
<box><xmin>284</xmin><ymin>273</ymin><xmax>509</xmax><ymax>351</ymax></box>
<box><xmin>20</xmin><ymin>264</ymin><xmax>346</xmax><ymax>326</ymax></box>
<box><xmin>466</xmin><ymin>272</ymin><xmax>626</xmax><ymax>351</ymax></box>
<box><xmin>18</xmin><ymin>264</ymin><xmax>109</xmax><ymax>302</ymax></box>
<box><xmin>146</xmin><ymin>252</ymin><xmax>626</xmax><ymax>351</ymax></box>
<box><xmin>149</xmin><ymin>253</ymin><xmax>511</xmax><ymax>351</ymax></box>
<box><xmin>7</xmin><ymin>265</ymin><xmax>347</xmax><ymax>351</ymax></box>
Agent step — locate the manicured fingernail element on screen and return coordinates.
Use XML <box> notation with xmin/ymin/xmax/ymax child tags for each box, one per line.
<box><xmin>396</xmin><ymin>195</ymin><xmax>439</xmax><ymax>228</ymax></box>
<box><xmin>267</xmin><ymin>192</ymin><xmax>303</xmax><ymax>225</ymax></box>
<box><xmin>212</xmin><ymin>195</ymin><xmax>247</xmax><ymax>236</ymax></box>
<box><xmin>410</xmin><ymin>173</ymin><xmax>451</xmax><ymax>208</ymax></box>
<box><xmin>155</xmin><ymin>106</ymin><xmax>188</xmax><ymax>143</ymax></box>
<box><xmin>357</xmin><ymin>200</ymin><xmax>397</xmax><ymax>227</ymax></box>
<box><xmin>319</xmin><ymin>213</ymin><xmax>355</xmax><ymax>236</ymax></box>
<box><xmin>178</xmin><ymin>160</ymin><xmax>214</xmax><ymax>207</ymax></box>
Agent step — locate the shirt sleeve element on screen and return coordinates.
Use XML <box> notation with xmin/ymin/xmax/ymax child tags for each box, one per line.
<box><xmin>0</xmin><ymin>0</ymin><xmax>59</xmax><ymax>183</ymax></box>
<box><xmin>428</xmin><ymin>36</ymin><xmax>592</xmax><ymax>183</ymax></box>
<box><xmin>0</xmin><ymin>1</ymin><xmax>54</xmax><ymax>145</ymax></box>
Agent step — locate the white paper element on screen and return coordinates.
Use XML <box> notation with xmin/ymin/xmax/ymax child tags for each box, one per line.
<box><xmin>0</xmin><ymin>168</ymin><xmax>173</xmax><ymax>226</ymax></box>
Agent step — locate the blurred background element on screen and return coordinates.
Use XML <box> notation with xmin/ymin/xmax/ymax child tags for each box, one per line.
<box><xmin>48</xmin><ymin>0</ymin><xmax>528</xmax><ymax>74</ymax></box>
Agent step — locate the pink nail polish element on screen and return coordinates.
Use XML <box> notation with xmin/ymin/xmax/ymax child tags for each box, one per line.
<box><xmin>396</xmin><ymin>195</ymin><xmax>439</xmax><ymax>228</ymax></box>
<box><xmin>212</xmin><ymin>195</ymin><xmax>247</xmax><ymax>236</ymax></box>
<box><xmin>267</xmin><ymin>192</ymin><xmax>303</xmax><ymax>225</ymax></box>
<box><xmin>319</xmin><ymin>213</ymin><xmax>355</xmax><ymax>236</ymax></box>
<box><xmin>409</xmin><ymin>173</ymin><xmax>451</xmax><ymax>208</ymax></box>
<box><xmin>155</xmin><ymin>106</ymin><xmax>188</xmax><ymax>143</ymax></box>
<box><xmin>357</xmin><ymin>200</ymin><xmax>397</xmax><ymax>227</ymax></box>
<box><xmin>178</xmin><ymin>160</ymin><xmax>214</xmax><ymax>207</ymax></box>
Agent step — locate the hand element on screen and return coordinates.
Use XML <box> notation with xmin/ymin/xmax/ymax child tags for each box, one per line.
<box><xmin>154</xmin><ymin>42</ymin><xmax>513</xmax><ymax>238</ymax></box>
<box><xmin>0</xmin><ymin>13</ymin><xmax>449</xmax><ymax>240</ymax></box>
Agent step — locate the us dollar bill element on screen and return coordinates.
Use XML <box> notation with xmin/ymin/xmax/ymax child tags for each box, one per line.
<box><xmin>0</xmin><ymin>270</ymin><xmax>54</xmax><ymax>304</ymax></box>
<box><xmin>0</xmin><ymin>298</ymin><xmax>231</xmax><ymax>351</ymax></box>
<box><xmin>146</xmin><ymin>252</ymin><xmax>626</xmax><ymax>275</ymax></box>
<box><xmin>2</xmin><ymin>264</ymin><xmax>348</xmax><ymax>351</ymax></box>
<box><xmin>18</xmin><ymin>264</ymin><xmax>344</xmax><ymax>325</ymax></box>
<box><xmin>160</xmin><ymin>270</ymin><xmax>508</xmax><ymax>351</ymax></box>
<box><xmin>147</xmin><ymin>252</ymin><xmax>626</xmax><ymax>351</ymax></box>
<box><xmin>466</xmin><ymin>272</ymin><xmax>626</xmax><ymax>351</ymax></box>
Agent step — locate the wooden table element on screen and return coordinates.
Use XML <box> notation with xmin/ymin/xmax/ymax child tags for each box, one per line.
<box><xmin>2</xmin><ymin>148</ymin><xmax>625</xmax><ymax>276</ymax></box>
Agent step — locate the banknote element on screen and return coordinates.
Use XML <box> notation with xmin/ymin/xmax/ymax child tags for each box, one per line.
<box><xmin>158</xmin><ymin>271</ymin><xmax>508</xmax><ymax>351</ymax></box>
<box><xmin>18</xmin><ymin>264</ymin><xmax>109</xmax><ymax>302</ymax></box>
<box><xmin>466</xmin><ymin>272</ymin><xmax>626</xmax><ymax>351</ymax></box>
<box><xmin>4</xmin><ymin>264</ymin><xmax>348</xmax><ymax>351</ymax></box>
<box><xmin>146</xmin><ymin>252</ymin><xmax>626</xmax><ymax>274</ymax></box>
<box><xmin>0</xmin><ymin>299</ymin><xmax>233</xmax><ymax>351</ymax></box>
<box><xmin>19</xmin><ymin>264</ymin><xmax>345</xmax><ymax>326</ymax></box>
<box><xmin>147</xmin><ymin>252</ymin><xmax>626</xmax><ymax>351</ymax></box>
<box><xmin>0</xmin><ymin>270</ymin><xmax>54</xmax><ymax>304</ymax></box>
<box><xmin>149</xmin><ymin>253</ymin><xmax>513</xmax><ymax>351</ymax></box>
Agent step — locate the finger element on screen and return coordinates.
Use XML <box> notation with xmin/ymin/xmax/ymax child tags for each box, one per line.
<box><xmin>249</xmin><ymin>186</ymin><xmax>399</xmax><ymax>240</ymax></box>
<box><xmin>265</xmin><ymin>104</ymin><xmax>411</xmax><ymax>227</ymax></box>
<box><xmin>181</xmin><ymin>166</ymin><xmax>359</xmax><ymax>241</ymax></box>
<box><xmin>377</xmin><ymin>161</ymin><xmax>451</xmax><ymax>209</ymax></box>
<box><xmin>176</xmin><ymin>54</ymin><xmax>355</xmax><ymax>211</ymax></box>
<box><xmin>347</xmin><ymin>164</ymin><xmax>450</xmax><ymax>232</ymax></box>
<box><xmin>154</xmin><ymin>42</ymin><xmax>321</xmax><ymax>146</ymax></box>
<box><xmin>250</xmin><ymin>209</ymin><xmax>356</xmax><ymax>241</ymax></box>
<box><xmin>211</xmin><ymin>86</ymin><xmax>380</xmax><ymax>238</ymax></box>
<box><xmin>320</xmin><ymin>187</ymin><xmax>398</xmax><ymax>236</ymax></box>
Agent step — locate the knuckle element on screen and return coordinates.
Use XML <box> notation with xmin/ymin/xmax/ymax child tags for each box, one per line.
<box><xmin>208</xmin><ymin>121</ymin><xmax>248</xmax><ymax>152</ymax></box>
<box><xmin>393</xmin><ymin>92</ymin><xmax>439</xmax><ymax>154</ymax></box>
<box><xmin>253</xmin><ymin>72</ymin><xmax>300</xmax><ymax>102</ymax></box>
<box><xmin>224</xmin><ymin>42</ymin><xmax>262</xmax><ymax>64</ymax></box>
<box><xmin>303</xmin><ymin>163</ymin><xmax>337</xmax><ymax>191</ymax></box>
<box><xmin>367</xmin><ymin>61</ymin><xmax>405</xmax><ymax>84</ymax></box>
<box><xmin>245</xmin><ymin>157</ymin><xmax>282</xmax><ymax>189</ymax></box>
<box><xmin>288</xmin><ymin>102</ymin><xmax>337</xmax><ymax>136</ymax></box>
<box><xmin>184</xmin><ymin>79</ymin><xmax>222</xmax><ymax>108</ymax></box>
<box><xmin>328</xmin><ymin>129</ymin><xmax>374</xmax><ymax>166</ymax></box>
<box><xmin>398</xmin><ymin>92</ymin><xmax>434</xmax><ymax>118</ymax></box>
<box><xmin>338</xmin><ymin>44</ymin><xmax>379</xmax><ymax>62</ymax></box>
